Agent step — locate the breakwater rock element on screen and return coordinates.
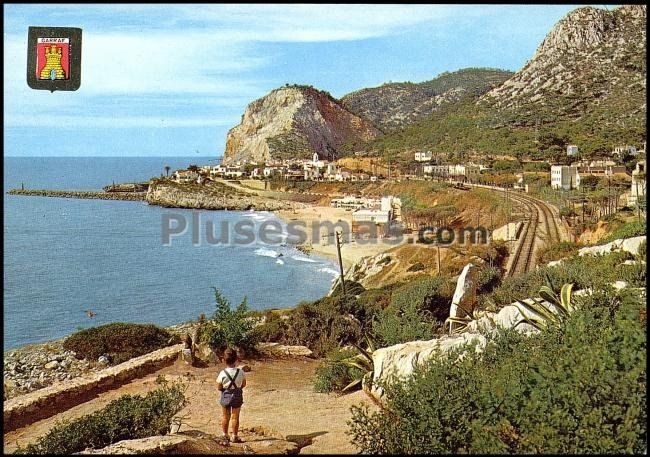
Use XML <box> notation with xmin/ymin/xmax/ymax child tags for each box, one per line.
<box><xmin>8</xmin><ymin>189</ymin><xmax>146</xmax><ymax>201</ymax></box>
<box><xmin>145</xmin><ymin>180</ymin><xmax>294</xmax><ymax>211</ymax></box>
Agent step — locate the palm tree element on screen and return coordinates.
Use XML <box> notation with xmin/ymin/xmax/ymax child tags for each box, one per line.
<box><xmin>164</xmin><ymin>166</ymin><xmax>171</xmax><ymax>177</ymax></box>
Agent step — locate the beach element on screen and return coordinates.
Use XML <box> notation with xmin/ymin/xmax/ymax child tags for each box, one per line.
<box><xmin>277</xmin><ymin>205</ymin><xmax>403</xmax><ymax>268</ymax></box>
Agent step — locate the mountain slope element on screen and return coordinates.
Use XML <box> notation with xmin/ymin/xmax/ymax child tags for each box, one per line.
<box><xmin>223</xmin><ymin>85</ymin><xmax>381</xmax><ymax>164</ymax></box>
<box><xmin>341</xmin><ymin>68</ymin><xmax>513</xmax><ymax>132</ymax></box>
<box><xmin>357</xmin><ymin>5</ymin><xmax>646</xmax><ymax>158</ymax></box>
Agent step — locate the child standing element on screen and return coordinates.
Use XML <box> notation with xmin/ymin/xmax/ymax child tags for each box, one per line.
<box><xmin>217</xmin><ymin>348</ymin><xmax>247</xmax><ymax>443</ymax></box>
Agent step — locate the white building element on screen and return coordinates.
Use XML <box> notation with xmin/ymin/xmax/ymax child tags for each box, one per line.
<box><xmin>567</xmin><ymin>145</ymin><xmax>579</xmax><ymax>156</ymax></box>
<box><xmin>415</xmin><ymin>151</ymin><xmax>433</xmax><ymax>162</ymax></box>
<box><xmin>613</xmin><ymin>145</ymin><xmax>638</xmax><ymax>159</ymax></box>
<box><xmin>629</xmin><ymin>160</ymin><xmax>646</xmax><ymax>207</ymax></box>
<box><xmin>352</xmin><ymin>209</ymin><xmax>390</xmax><ymax>224</ymax></box>
<box><xmin>172</xmin><ymin>170</ymin><xmax>199</xmax><ymax>184</ymax></box>
<box><xmin>550</xmin><ymin>165</ymin><xmax>580</xmax><ymax>190</ymax></box>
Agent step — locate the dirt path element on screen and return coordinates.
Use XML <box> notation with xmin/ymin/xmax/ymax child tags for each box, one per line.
<box><xmin>4</xmin><ymin>357</ymin><xmax>376</xmax><ymax>454</ymax></box>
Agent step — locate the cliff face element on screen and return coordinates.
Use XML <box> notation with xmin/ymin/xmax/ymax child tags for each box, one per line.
<box><xmin>481</xmin><ymin>5</ymin><xmax>646</xmax><ymax>121</ymax></box>
<box><xmin>341</xmin><ymin>68</ymin><xmax>513</xmax><ymax>132</ymax></box>
<box><xmin>223</xmin><ymin>86</ymin><xmax>381</xmax><ymax>164</ymax></box>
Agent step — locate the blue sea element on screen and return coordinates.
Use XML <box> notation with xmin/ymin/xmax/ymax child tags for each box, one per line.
<box><xmin>3</xmin><ymin>157</ymin><xmax>339</xmax><ymax>350</ymax></box>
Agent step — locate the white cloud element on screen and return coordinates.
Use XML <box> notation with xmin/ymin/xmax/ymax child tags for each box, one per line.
<box><xmin>3</xmin><ymin>4</ymin><xmax>458</xmax><ymax>130</ymax></box>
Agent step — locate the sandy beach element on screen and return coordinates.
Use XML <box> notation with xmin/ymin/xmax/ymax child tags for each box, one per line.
<box><xmin>277</xmin><ymin>205</ymin><xmax>402</xmax><ymax>268</ymax></box>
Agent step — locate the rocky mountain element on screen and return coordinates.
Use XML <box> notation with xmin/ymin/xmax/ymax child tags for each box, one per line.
<box><xmin>361</xmin><ymin>4</ymin><xmax>646</xmax><ymax>158</ymax></box>
<box><xmin>223</xmin><ymin>85</ymin><xmax>381</xmax><ymax>164</ymax></box>
<box><xmin>481</xmin><ymin>5</ymin><xmax>646</xmax><ymax>125</ymax></box>
<box><xmin>341</xmin><ymin>68</ymin><xmax>513</xmax><ymax>132</ymax></box>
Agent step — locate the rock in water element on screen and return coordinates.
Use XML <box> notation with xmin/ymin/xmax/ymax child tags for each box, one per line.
<box><xmin>223</xmin><ymin>85</ymin><xmax>381</xmax><ymax>164</ymax></box>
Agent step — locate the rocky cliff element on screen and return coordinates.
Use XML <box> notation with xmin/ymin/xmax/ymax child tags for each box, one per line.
<box><xmin>481</xmin><ymin>5</ymin><xmax>646</xmax><ymax>124</ymax></box>
<box><xmin>223</xmin><ymin>85</ymin><xmax>381</xmax><ymax>164</ymax></box>
<box><xmin>342</xmin><ymin>68</ymin><xmax>513</xmax><ymax>132</ymax></box>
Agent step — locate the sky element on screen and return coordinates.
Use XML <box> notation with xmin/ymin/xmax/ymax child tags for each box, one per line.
<box><xmin>4</xmin><ymin>4</ymin><xmax>594</xmax><ymax>158</ymax></box>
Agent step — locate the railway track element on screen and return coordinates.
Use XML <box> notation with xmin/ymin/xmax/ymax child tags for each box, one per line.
<box><xmin>464</xmin><ymin>183</ymin><xmax>565</xmax><ymax>277</ymax></box>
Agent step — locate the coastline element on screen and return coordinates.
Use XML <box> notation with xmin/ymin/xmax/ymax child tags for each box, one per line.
<box><xmin>276</xmin><ymin>205</ymin><xmax>399</xmax><ymax>269</ymax></box>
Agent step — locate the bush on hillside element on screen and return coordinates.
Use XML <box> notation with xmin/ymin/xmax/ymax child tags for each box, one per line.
<box><xmin>17</xmin><ymin>376</ymin><xmax>187</xmax><ymax>455</ymax></box>
<box><xmin>63</xmin><ymin>323</ymin><xmax>176</xmax><ymax>365</ymax></box>
<box><xmin>348</xmin><ymin>288</ymin><xmax>646</xmax><ymax>454</ymax></box>
<box><xmin>283</xmin><ymin>296</ymin><xmax>361</xmax><ymax>357</ymax></box>
<box><xmin>199</xmin><ymin>288</ymin><xmax>257</xmax><ymax>354</ymax></box>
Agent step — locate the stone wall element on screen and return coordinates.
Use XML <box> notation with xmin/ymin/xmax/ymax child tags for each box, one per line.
<box><xmin>4</xmin><ymin>344</ymin><xmax>183</xmax><ymax>432</ymax></box>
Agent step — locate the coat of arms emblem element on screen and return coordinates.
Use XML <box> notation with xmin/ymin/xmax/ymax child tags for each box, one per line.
<box><xmin>36</xmin><ymin>38</ymin><xmax>70</xmax><ymax>80</ymax></box>
<box><xmin>27</xmin><ymin>27</ymin><xmax>82</xmax><ymax>91</ymax></box>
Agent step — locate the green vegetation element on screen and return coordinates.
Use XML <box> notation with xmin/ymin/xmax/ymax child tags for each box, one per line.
<box><xmin>348</xmin><ymin>287</ymin><xmax>646</xmax><ymax>453</ymax></box>
<box><xmin>62</xmin><ymin>323</ymin><xmax>176</xmax><ymax>365</ymax></box>
<box><xmin>600</xmin><ymin>219</ymin><xmax>647</xmax><ymax>243</ymax></box>
<box><xmin>481</xmin><ymin>249</ymin><xmax>645</xmax><ymax>309</ymax></box>
<box><xmin>17</xmin><ymin>376</ymin><xmax>187</xmax><ymax>455</ymax></box>
<box><xmin>313</xmin><ymin>348</ymin><xmax>365</xmax><ymax>394</ymax></box>
<box><xmin>536</xmin><ymin>241</ymin><xmax>581</xmax><ymax>264</ymax></box>
<box><xmin>341</xmin><ymin>68</ymin><xmax>514</xmax><ymax>132</ymax></box>
<box><xmin>198</xmin><ymin>288</ymin><xmax>257</xmax><ymax>354</ymax></box>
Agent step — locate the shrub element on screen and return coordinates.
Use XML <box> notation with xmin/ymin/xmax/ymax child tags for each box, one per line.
<box><xmin>251</xmin><ymin>312</ymin><xmax>289</xmax><ymax>343</ymax></box>
<box><xmin>199</xmin><ymin>288</ymin><xmax>257</xmax><ymax>354</ymax></box>
<box><xmin>314</xmin><ymin>348</ymin><xmax>365</xmax><ymax>393</ymax></box>
<box><xmin>62</xmin><ymin>323</ymin><xmax>176</xmax><ymax>365</ymax></box>
<box><xmin>407</xmin><ymin>261</ymin><xmax>425</xmax><ymax>272</ymax></box>
<box><xmin>17</xmin><ymin>377</ymin><xmax>187</xmax><ymax>454</ymax></box>
<box><xmin>348</xmin><ymin>288</ymin><xmax>646</xmax><ymax>454</ymax></box>
<box><xmin>536</xmin><ymin>241</ymin><xmax>580</xmax><ymax>264</ymax></box>
<box><xmin>389</xmin><ymin>276</ymin><xmax>454</xmax><ymax>322</ymax></box>
<box><xmin>284</xmin><ymin>297</ymin><xmax>361</xmax><ymax>357</ymax></box>
<box><xmin>372</xmin><ymin>302</ymin><xmax>440</xmax><ymax>348</ymax></box>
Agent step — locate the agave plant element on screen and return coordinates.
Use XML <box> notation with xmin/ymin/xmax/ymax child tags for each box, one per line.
<box><xmin>444</xmin><ymin>302</ymin><xmax>490</xmax><ymax>335</ymax></box>
<box><xmin>514</xmin><ymin>274</ymin><xmax>575</xmax><ymax>331</ymax></box>
<box><xmin>340</xmin><ymin>334</ymin><xmax>376</xmax><ymax>393</ymax></box>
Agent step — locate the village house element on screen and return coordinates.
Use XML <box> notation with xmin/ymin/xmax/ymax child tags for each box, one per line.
<box><xmin>613</xmin><ymin>145</ymin><xmax>638</xmax><ymax>159</ymax></box>
<box><xmin>351</xmin><ymin>195</ymin><xmax>402</xmax><ymax>237</ymax></box>
<box><xmin>415</xmin><ymin>151</ymin><xmax>433</xmax><ymax>162</ymax></box>
<box><xmin>330</xmin><ymin>196</ymin><xmax>380</xmax><ymax>210</ymax></box>
<box><xmin>550</xmin><ymin>165</ymin><xmax>580</xmax><ymax>190</ymax></box>
<box><xmin>172</xmin><ymin>170</ymin><xmax>200</xmax><ymax>184</ymax></box>
<box><xmin>574</xmin><ymin>160</ymin><xmax>627</xmax><ymax>177</ymax></box>
<box><xmin>567</xmin><ymin>145</ymin><xmax>579</xmax><ymax>157</ymax></box>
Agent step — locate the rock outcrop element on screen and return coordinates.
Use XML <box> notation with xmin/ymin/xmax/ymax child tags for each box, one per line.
<box><xmin>223</xmin><ymin>85</ymin><xmax>381</xmax><ymax>164</ymax></box>
<box><xmin>146</xmin><ymin>180</ymin><xmax>293</xmax><ymax>211</ymax></box>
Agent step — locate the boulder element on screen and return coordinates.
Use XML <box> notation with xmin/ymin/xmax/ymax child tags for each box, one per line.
<box><xmin>448</xmin><ymin>263</ymin><xmax>480</xmax><ymax>332</ymax></box>
<box><xmin>44</xmin><ymin>360</ymin><xmax>59</xmax><ymax>370</ymax></box>
<box><xmin>371</xmin><ymin>333</ymin><xmax>486</xmax><ymax>398</ymax></box>
<box><xmin>578</xmin><ymin>235</ymin><xmax>646</xmax><ymax>257</ymax></box>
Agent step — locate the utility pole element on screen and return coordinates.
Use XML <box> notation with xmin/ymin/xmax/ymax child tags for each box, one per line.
<box><xmin>332</xmin><ymin>229</ymin><xmax>347</xmax><ymax>298</ymax></box>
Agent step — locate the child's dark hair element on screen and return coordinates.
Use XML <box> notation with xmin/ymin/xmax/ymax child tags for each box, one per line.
<box><xmin>223</xmin><ymin>347</ymin><xmax>238</xmax><ymax>365</ymax></box>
